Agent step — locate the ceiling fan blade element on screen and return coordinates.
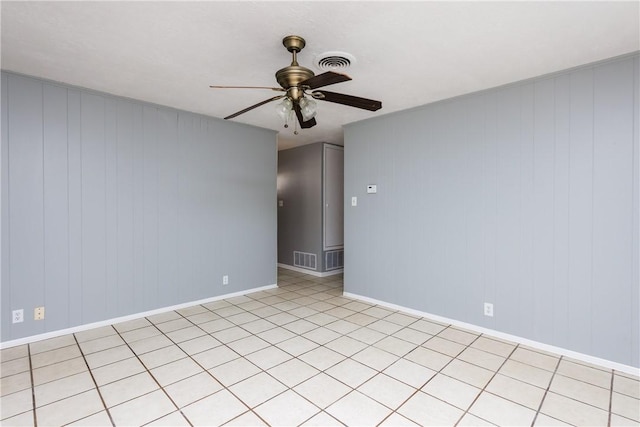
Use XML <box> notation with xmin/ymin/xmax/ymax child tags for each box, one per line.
<box><xmin>293</xmin><ymin>103</ymin><xmax>317</xmax><ymax>129</ymax></box>
<box><xmin>300</xmin><ymin>71</ymin><xmax>352</xmax><ymax>90</ymax></box>
<box><xmin>313</xmin><ymin>90</ymin><xmax>382</xmax><ymax>111</ymax></box>
<box><xmin>210</xmin><ymin>85</ymin><xmax>285</xmax><ymax>92</ymax></box>
<box><xmin>224</xmin><ymin>95</ymin><xmax>285</xmax><ymax>120</ymax></box>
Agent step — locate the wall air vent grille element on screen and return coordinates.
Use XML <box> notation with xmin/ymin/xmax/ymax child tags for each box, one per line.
<box><xmin>293</xmin><ymin>251</ymin><xmax>317</xmax><ymax>271</ymax></box>
<box><xmin>314</xmin><ymin>51</ymin><xmax>356</xmax><ymax>71</ymax></box>
<box><xmin>325</xmin><ymin>250</ymin><xmax>344</xmax><ymax>271</ymax></box>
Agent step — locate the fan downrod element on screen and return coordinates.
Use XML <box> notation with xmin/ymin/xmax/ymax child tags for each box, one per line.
<box><xmin>276</xmin><ymin>35</ymin><xmax>315</xmax><ymax>94</ymax></box>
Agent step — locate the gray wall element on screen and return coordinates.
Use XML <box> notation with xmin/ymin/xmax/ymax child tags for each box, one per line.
<box><xmin>277</xmin><ymin>143</ymin><xmax>323</xmax><ymax>270</ymax></box>
<box><xmin>344</xmin><ymin>53</ymin><xmax>639</xmax><ymax>367</ymax></box>
<box><xmin>1</xmin><ymin>72</ymin><xmax>277</xmax><ymax>342</ymax></box>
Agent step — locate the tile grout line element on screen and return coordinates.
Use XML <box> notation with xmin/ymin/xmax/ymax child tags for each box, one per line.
<box><xmin>110</xmin><ymin>321</ymin><xmax>190</xmax><ymax>426</ymax></box>
<box><xmin>149</xmin><ymin>304</ymin><xmax>299</xmax><ymax>426</ymax></box>
<box><xmin>27</xmin><ymin>343</ymin><xmax>37</xmax><ymax>427</ymax></box>
<box><xmin>273</xmin><ymin>281</ymin><xmax>492</xmax><ymax>425</ymax></box>
<box><xmin>72</xmin><ymin>332</ymin><xmax>116</xmax><ymax>426</ymax></box>
<box><xmin>366</xmin><ymin>322</ymin><xmax>455</xmax><ymax>420</ymax></box>
<box><xmin>205</xmin><ymin>279</ymin><xmax>353</xmax><ymax>424</ymax></box>
<box><xmin>378</xmin><ymin>325</ymin><xmax>484</xmax><ymax>426</ymax></box>
<box><xmin>607</xmin><ymin>369</ymin><xmax>614</xmax><ymax>427</ymax></box>
<box><xmin>240</xmin><ymin>280</ymin><xmax>348</xmax><ymax>421</ymax></box>
<box><xmin>530</xmin><ymin>353</ymin><xmax>563</xmax><ymax>426</ymax></box>
<box><xmin>452</xmin><ymin>335</ymin><xmax>521</xmax><ymax>427</ymax></box>
<box><xmin>209</xmin><ymin>296</ymin><xmax>339</xmax><ymax>425</ymax></box>
<box><xmin>231</xmin><ymin>285</ymin><xmax>354</xmax><ymax>425</ymax></box>
<box><xmin>536</xmin><ymin>358</ymin><xmax>618</xmax><ymax>420</ymax></box>
<box><xmin>155</xmin><ymin>312</ymin><xmax>270</xmax><ymax>426</ymax></box>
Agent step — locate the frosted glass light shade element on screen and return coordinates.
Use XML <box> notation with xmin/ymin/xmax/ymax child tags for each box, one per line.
<box><xmin>275</xmin><ymin>97</ymin><xmax>293</xmax><ymax>121</ymax></box>
<box><xmin>299</xmin><ymin>97</ymin><xmax>317</xmax><ymax>121</ymax></box>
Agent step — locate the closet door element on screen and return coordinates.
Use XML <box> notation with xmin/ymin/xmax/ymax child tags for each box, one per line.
<box><xmin>323</xmin><ymin>144</ymin><xmax>344</xmax><ymax>250</ymax></box>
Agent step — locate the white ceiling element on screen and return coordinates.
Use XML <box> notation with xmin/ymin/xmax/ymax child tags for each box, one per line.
<box><xmin>1</xmin><ymin>1</ymin><xmax>638</xmax><ymax>150</ymax></box>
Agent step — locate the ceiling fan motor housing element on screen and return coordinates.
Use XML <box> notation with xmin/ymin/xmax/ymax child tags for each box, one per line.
<box><xmin>276</xmin><ymin>66</ymin><xmax>314</xmax><ymax>98</ymax></box>
<box><xmin>276</xmin><ymin>35</ymin><xmax>315</xmax><ymax>100</ymax></box>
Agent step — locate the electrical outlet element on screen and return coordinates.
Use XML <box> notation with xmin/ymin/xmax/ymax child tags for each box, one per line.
<box><xmin>222</xmin><ymin>275</ymin><xmax>229</xmax><ymax>285</ymax></box>
<box><xmin>484</xmin><ymin>302</ymin><xmax>494</xmax><ymax>317</ymax></box>
<box><xmin>34</xmin><ymin>306</ymin><xmax>45</xmax><ymax>320</ymax></box>
<box><xmin>12</xmin><ymin>309</ymin><xmax>23</xmax><ymax>324</ymax></box>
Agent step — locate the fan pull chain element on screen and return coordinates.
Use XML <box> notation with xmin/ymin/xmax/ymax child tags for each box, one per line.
<box><xmin>284</xmin><ymin>108</ymin><xmax>293</xmax><ymax>129</ymax></box>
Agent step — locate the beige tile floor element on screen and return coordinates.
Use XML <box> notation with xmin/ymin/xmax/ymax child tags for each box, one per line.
<box><xmin>1</xmin><ymin>269</ymin><xmax>639</xmax><ymax>426</ymax></box>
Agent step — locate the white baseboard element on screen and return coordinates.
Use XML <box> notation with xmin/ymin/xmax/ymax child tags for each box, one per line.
<box><xmin>277</xmin><ymin>263</ymin><xmax>343</xmax><ymax>277</ymax></box>
<box><xmin>0</xmin><ymin>283</ymin><xmax>277</xmax><ymax>350</ymax></box>
<box><xmin>344</xmin><ymin>291</ymin><xmax>640</xmax><ymax>376</ymax></box>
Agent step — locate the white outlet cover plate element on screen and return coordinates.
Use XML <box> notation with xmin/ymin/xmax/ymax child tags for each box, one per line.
<box><xmin>367</xmin><ymin>185</ymin><xmax>377</xmax><ymax>193</ymax></box>
<box><xmin>484</xmin><ymin>303</ymin><xmax>494</xmax><ymax>317</ymax></box>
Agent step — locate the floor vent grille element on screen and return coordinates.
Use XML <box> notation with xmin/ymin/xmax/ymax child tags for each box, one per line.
<box><xmin>293</xmin><ymin>251</ymin><xmax>317</xmax><ymax>271</ymax></box>
<box><xmin>325</xmin><ymin>250</ymin><xmax>344</xmax><ymax>271</ymax></box>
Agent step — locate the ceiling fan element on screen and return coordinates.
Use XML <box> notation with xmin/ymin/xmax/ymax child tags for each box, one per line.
<box><xmin>210</xmin><ymin>35</ymin><xmax>382</xmax><ymax>133</ymax></box>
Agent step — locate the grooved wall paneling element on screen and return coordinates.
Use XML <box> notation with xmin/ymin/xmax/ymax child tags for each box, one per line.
<box><xmin>1</xmin><ymin>72</ymin><xmax>277</xmax><ymax>342</ymax></box>
<box><xmin>344</xmin><ymin>53</ymin><xmax>639</xmax><ymax>367</ymax></box>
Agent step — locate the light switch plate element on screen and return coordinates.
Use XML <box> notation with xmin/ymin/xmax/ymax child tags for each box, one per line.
<box><xmin>351</xmin><ymin>196</ymin><xmax>357</xmax><ymax>206</ymax></box>
<box><xmin>367</xmin><ymin>185</ymin><xmax>377</xmax><ymax>194</ymax></box>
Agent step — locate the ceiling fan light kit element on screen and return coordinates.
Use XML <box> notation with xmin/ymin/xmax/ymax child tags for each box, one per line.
<box><xmin>210</xmin><ymin>35</ymin><xmax>382</xmax><ymax>133</ymax></box>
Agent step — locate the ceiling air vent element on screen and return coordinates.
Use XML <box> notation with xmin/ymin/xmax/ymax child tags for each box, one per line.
<box><xmin>314</xmin><ymin>51</ymin><xmax>356</xmax><ymax>72</ymax></box>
